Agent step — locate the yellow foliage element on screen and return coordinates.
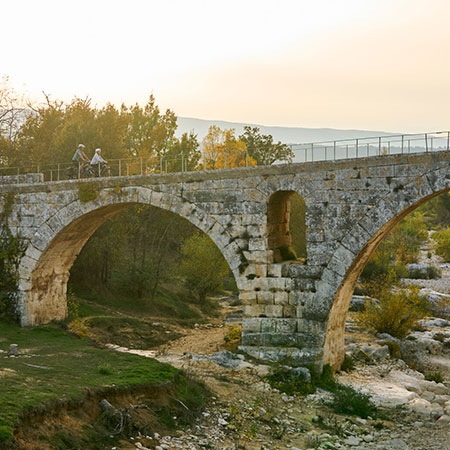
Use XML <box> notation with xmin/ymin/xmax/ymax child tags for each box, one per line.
<box><xmin>202</xmin><ymin>126</ymin><xmax>256</xmax><ymax>169</ymax></box>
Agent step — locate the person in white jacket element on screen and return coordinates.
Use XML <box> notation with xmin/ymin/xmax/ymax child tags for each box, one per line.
<box><xmin>91</xmin><ymin>148</ymin><xmax>108</xmax><ymax>175</ymax></box>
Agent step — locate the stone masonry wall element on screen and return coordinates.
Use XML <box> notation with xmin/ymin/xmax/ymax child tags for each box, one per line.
<box><xmin>1</xmin><ymin>150</ymin><xmax>450</xmax><ymax>370</ymax></box>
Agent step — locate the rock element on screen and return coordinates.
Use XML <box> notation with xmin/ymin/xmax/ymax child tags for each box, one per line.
<box><xmin>437</xmin><ymin>414</ymin><xmax>450</xmax><ymax>424</ymax></box>
<box><xmin>420</xmin><ymin>317</ymin><xmax>450</xmax><ymax>328</ymax></box>
<box><xmin>350</xmin><ymin>295</ymin><xmax>374</xmax><ymax>312</ymax></box>
<box><xmin>99</xmin><ymin>399</ymin><xmax>115</xmax><ymax>411</ymax></box>
<box><xmin>357</xmin><ymin>344</ymin><xmax>390</xmax><ymax>364</ymax></box>
<box><xmin>343</xmin><ymin>436</ymin><xmax>361</xmax><ymax>446</ymax></box>
<box><xmin>291</xmin><ymin>366</ymin><xmax>311</xmax><ymax>382</ymax></box>
<box><xmin>433</xmin><ymin>394</ymin><xmax>449</xmax><ymax>405</ymax></box>
<box><xmin>377</xmin><ymin>333</ymin><xmax>401</xmax><ymax>344</ymax></box>
<box><xmin>363</xmin><ymin>434</ymin><xmax>374</xmax><ymax>442</ymax></box>
<box><xmin>406</xmin><ymin>263</ymin><xmax>439</xmax><ymax>280</ymax></box>
<box><xmin>418</xmin><ymin>289</ymin><xmax>450</xmax><ymax>319</ymax></box>
<box><xmin>8</xmin><ymin>344</ymin><xmax>19</xmax><ymax>356</ymax></box>
<box><xmin>388</xmin><ymin>439</ymin><xmax>409</xmax><ymax>449</ymax></box>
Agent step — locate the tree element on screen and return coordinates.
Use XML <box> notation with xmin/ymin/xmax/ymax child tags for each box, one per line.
<box><xmin>123</xmin><ymin>95</ymin><xmax>177</xmax><ymax>166</ymax></box>
<box><xmin>162</xmin><ymin>131</ymin><xmax>201</xmax><ymax>173</ymax></box>
<box><xmin>202</xmin><ymin>126</ymin><xmax>256</xmax><ymax>169</ymax></box>
<box><xmin>179</xmin><ymin>233</ymin><xmax>229</xmax><ymax>302</ymax></box>
<box><xmin>239</xmin><ymin>126</ymin><xmax>293</xmax><ymax>165</ymax></box>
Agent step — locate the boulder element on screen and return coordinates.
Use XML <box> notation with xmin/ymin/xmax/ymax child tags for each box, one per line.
<box><xmin>8</xmin><ymin>344</ymin><xmax>19</xmax><ymax>356</ymax></box>
<box><xmin>419</xmin><ymin>289</ymin><xmax>450</xmax><ymax>319</ymax></box>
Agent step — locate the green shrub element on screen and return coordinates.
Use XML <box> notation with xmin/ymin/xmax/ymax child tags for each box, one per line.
<box><xmin>340</xmin><ymin>354</ymin><xmax>355</xmax><ymax>372</ymax></box>
<box><xmin>433</xmin><ymin>228</ymin><xmax>450</xmax><ymax>262</ymax></box>
<box><xmin>0</xmin><ymin>425</ymin><xmax>13</xmax><ymax>444</ymax></box>
<box><xmin>78</xmin><ymin>182</ymin><xmax>98</xmax><ymax>202</ymax></box>
<box><xmin>407</xmin><ymin>264</ymin><xmax>441</xmax><ymax>280</ymax></box>
<box><xmin>329</xmin><ymin>385</ymin><xmax>376</xmax><ymax>418</ymax></box>
<box><xmin>425</xmin><ymin>372</ymin><xmax>445</xmax><ymax>383</ymax></box>
<box><xmin>355</xmin><ymin>275</ymin><xmax>429</xmax><ymax>338</ymax></box>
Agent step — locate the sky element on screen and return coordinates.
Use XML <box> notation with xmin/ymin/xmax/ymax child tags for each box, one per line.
<box><xmin>2</xmin><ymin>0</ymin><xmax>450</xmax><ymax>132</ymax></box>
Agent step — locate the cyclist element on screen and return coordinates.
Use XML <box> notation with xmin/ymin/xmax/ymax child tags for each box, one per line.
<box><xmin>91</xmin><ymin>148</ymin><xmax>108</xmax><ymax>176</ymax></box>
<box><xmin>72</xmin><ymin>144</ymin><xmax>90</xmax><ymax>173</ymax></box>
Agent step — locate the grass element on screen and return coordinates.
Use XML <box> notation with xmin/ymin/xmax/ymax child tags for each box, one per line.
<box><xmin>0</xmin><ymin>319</ymin><xmax>181</xmax><ymax>444</ymax></box>
<box><xmin>70</xmin><ymin>284</ymin><xmax>208</xmax><ymax>326</ymax></box>
<box><xmin>266</xmin><ymin>365</ymin><xmax>376</xmax><ymax>419</ymax></box>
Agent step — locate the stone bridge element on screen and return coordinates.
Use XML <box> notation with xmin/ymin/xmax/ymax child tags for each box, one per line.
<box><xmin>2</xmin><ymin>150</ymin><xmax>450</xmax><ymax>371</ymax></box>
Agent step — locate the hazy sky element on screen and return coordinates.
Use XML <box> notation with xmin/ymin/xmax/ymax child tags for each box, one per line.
<box><xmin>3</xmin><ymin>0</ymin><xmax>450</xmax><ymax>132</ymax></box>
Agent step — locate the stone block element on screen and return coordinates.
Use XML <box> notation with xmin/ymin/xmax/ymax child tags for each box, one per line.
<box><xmin>241</xmin><ymin>333</ymin><xmax>262</xmax><ymax>346</ymax></box>
<box><xmin>239</xmin><ymin>291</ymin><xmax>257</xmax><ymax>305</ymax></box>
<box><xmin>248</xmin><ymin>238</ymin><xmax>267</xmax><ymax>252</ymax></box>
<box><xmin>267</xmin><ymin>264</ymin><xmax>282</xmax><ymax>278</ymax></box>
<box><xmin>243</xmin><ymin>304</ymin><xmax>267</xmax><ymax>317</ymax></box>
<box><xmin>264</xmin><ymin>305</ymin><xmax>283</xmax><ymax>317</ymax></box>
<box><xmin>276</xmin><ymin>318</ymin><xmax>297</xmax><ymax>333</ymax></box>
<box><xmin>260</xmin><ymin>318</ymin><xmax>277</xmax><ymax>333</ymax></box>
<box><xmin>256</xmin><ymin>291</ymin><xmax>274</xmax><ymax>305</ymax></box>
<box><xmin>273</xmin><ymin>291</ymin><xmax>289</xmax><ymax>305</ymax></box>
<box><xmin>282</xmin><ymin>305</ymin><xmax>296</xmax><ymax>317</ymax></box>
<box><xmin>242</xmin><ymin>318</ymin><xmax>262</xmax><ymax>333</ymax></box>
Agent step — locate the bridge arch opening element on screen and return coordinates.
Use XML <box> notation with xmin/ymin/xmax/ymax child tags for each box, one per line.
<box><xmin>24</xmin><ymin>198</ymin><xmax>239</xmax><ymax>327</ymax></box>
<box><xmin>267</xmin><ymin>191</ymin><xmax>307</xmax><ymax>263</ymax></box>
<box><xmin>323</xmin><ymin>189</ymin><xmax>448</xmax><ymax>370</ymax></box>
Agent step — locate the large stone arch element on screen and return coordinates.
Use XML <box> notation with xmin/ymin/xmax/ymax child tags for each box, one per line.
<box><xmin>17</xmin><ymin>185</ymin><xmax>243</xmax><ymax>326</ymax></box>
<box><xmin>323</xmin><ymin>180</ymin><xmax>450</xmax><ymax>370</ymax></box>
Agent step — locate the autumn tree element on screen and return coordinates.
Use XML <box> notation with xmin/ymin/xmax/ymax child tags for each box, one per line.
<box><xmin>239</xmin><ymin>126</ymin><xmax>293</xmax><ymax>165</ymax></box>
<box><xmin>202</xmin><ymin>125</ymin><xmax>256</xmax><ymax>169</ymax></box>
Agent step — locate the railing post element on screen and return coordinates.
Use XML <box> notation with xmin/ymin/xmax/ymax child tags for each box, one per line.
<box><xmin>408</xmin><ymin>140</ymin><xmax>411</xmax><ymax>153</ymax></box>
<box><xmin>78</xmin><ymin>162</ymin><xmax>81</xmax><ymax>179</ymax></box>
<box><xmin>140</xmin><ymin>157</ymin><xmax>143</xmax><ymax>175</ymax></box>
<box><xmin>431</xmin><ymin>137</ymin><xmax>433</xmax><ymax>152</ymax></box>
<box><xmin>325</xmin><ymin>146</ymin><xmax>327</xmax><ymax>160</ymax></box>
<box><xmin>224</xmin><ymin>151</ymin><xmax>227</xmax><ymax>169</ymax></box>
<box><xmin>388</xmin><ymin>141</ymin><xmax>391</xmax><ymax>154</ymax></box>
<box><xmin>119</xmin><ymin>159</ymin><xmax>122</xmax><ymax>177</ymax></box>
<box><xmin>160</xmin><ymin>157</ymin><xmax>163</xmax><ymax>173</ymax></box>
<box><xmin>181</xmin><ymin>154</ymin><xmax>184</xmax><ymax>172</ymax></box>
<box><xmin>448</xmin><ymin>132</ymin><xmax>450</xmax><ymax>151</ymax></box>
<box><xmin>246</xmin><ymin>149</ymin><xmax>249</xmax><ymax>167</ymax></box>
<box><xmin>356</xmin><ymin>139</ymin><xmax>359</xmax><ymax>158</ymax></box>
<box><xmin>126</xmin><ymin>164</ymin><xmax>129</xmax><ymax>176</ymax></box>
<box><xmin>333</xmin><ymin>141</ymin><xmax>336</xmax><ymax>160</ymax></box>
<box><xmin>378</xmin><ymin>137</ymin><xmax>381</xmax><ymax>155</ymax></box>
<box><xmin>57</xmin><ymin>163</ymin><xmax>60</xmax><ymax>181</ymax></box>
<box><xmin>346</xmin><ymin>145</ymin><xmax>348</xmax><ymax>159</ymax></box>
<box><xmin>311</xmin><ymin>143</ymin><xmax>314</xmax><ymax>162</ymax></box>
<box><xmin>165</xmin><ymin>160</ymin><xmax>168</xmax><ymax>173</ymax></box>
<box><xmin>401</xmin><ymin>135</ymin><xmax>404</xmax><ymax>154</ymax></box>
<box><xmin>425</xmin><ymin>133</ymin><xmax>428</xmax><ymax>152</ymax></box>
<box><xmin>367</xmin><ymin>143</ymin><xmax>369</xmax><ymax>157</ymax></box>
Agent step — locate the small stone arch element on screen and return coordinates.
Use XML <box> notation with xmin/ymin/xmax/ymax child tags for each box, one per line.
<box><xmin>18</xmin><ymin>185</ymin><xmax>243</xmax><ymax>326</ymax></box>
<box><xmin>267</xmin><ymin>190</ymin><xmax>306</xmax><ymax>263</ymax></box>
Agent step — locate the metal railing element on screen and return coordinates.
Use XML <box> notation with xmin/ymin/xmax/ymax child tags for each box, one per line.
<box><xmin>288</xmin><ymin>131</ymin><xmax>450</xmax><ymax>163</ymax></box>
<box><xmin>0</xmin><ymin>148</ymin><xmax>251</xmax><ymax>182</ymax></box>
<box><xmin>0</xmin><ymin>131</ymin><xmax>449</xmax><ymax>182</ymax></box>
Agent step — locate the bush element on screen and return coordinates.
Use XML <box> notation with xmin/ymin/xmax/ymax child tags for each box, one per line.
<box><xmin>425</xmin><ymin>372</ymin><xmax>445</xmax><ymax>383</ymax></box>
<box><xmin>355</xmin><ymin>274</ymin><xmax>429</xmax><ymax>338</ymax></box>
<box><xmin>433</xmin><ymin>228</ymin><xmax>450</xmax><ymax>262</ymax></box>
<box><xmin>330</xmin><ymin>385</ymin><xmax>376</xmax><ymax>418</ymax></box>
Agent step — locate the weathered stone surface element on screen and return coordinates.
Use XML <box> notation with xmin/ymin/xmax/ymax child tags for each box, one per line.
<box><xmin>3</xmin><ymin>150</ymin><xmax>450</xmax><ymax>369</ymax></box>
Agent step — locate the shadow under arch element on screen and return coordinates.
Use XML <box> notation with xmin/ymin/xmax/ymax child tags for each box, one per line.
<box><xmin>22</xmin><ymin>190</ymin><xmax>241</xmax><ymax>326</ymax></box>
<box><xmin>323</xmin><ymin>188</ymin><xmax>448</xmax><ymax>370</ymax></box>
<box><xmin>267</xmin><ymin>190</ymin><xmax>306</xmax><ymax>262</ymax></box>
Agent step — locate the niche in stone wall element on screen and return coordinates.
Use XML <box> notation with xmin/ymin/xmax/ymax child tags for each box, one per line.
<box><xmin>267</xmin><ymin>191</ymin><xmax>307</xmax><ymax>263</ymax></box>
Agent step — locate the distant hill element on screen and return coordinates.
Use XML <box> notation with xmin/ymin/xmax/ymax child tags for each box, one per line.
<box><xmin>176</xmin><ymin>117</ymin><xmax>395</xmax><ymax>145</ymax></box>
